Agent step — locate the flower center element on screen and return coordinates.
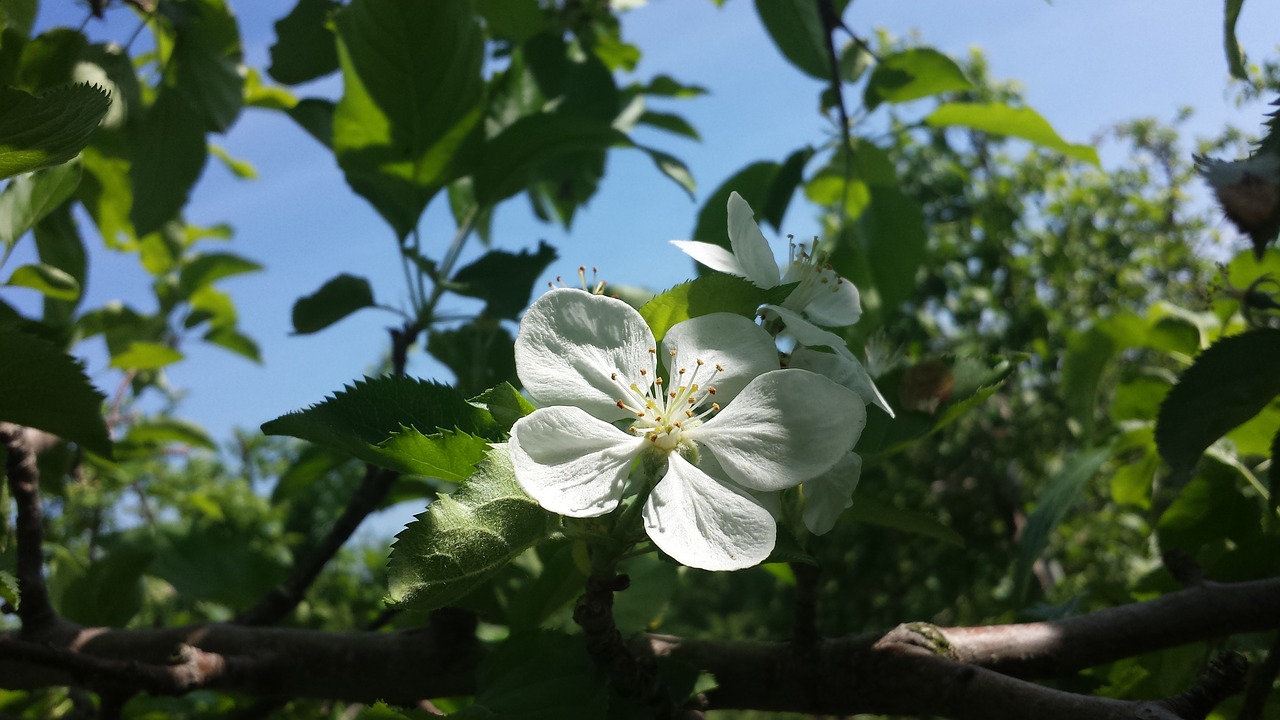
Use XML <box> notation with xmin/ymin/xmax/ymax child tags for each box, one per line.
<box><xmin>780</xmin><ymin>238</ymin><xmax>843</xmax><ymax>313</ymax></box>
<box><xmin>612</xmin><ymin>348</ymin><xmax>723</xmax><ymax>452</ymax></box>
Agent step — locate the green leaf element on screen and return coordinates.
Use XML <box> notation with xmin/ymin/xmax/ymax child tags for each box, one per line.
<box><xmin>459</xmin><ymin>631</ymin><xmax>606</xmax><ymax>720</ymax></box>
<box><xmin>642</xmin><ymin>74</ymin><xmax>708</xmax><ymax>98</ymax></box>
<box><xmin>116</xmin><ymin>417</ymin><xmax>216</xmax><ymax>460</ymax></box>
<box><xmin>129</xmin><ymin>89</ymin><xmax>208</xmax><ymax>236</ymax></box>
<box><xmin>427</xmin><ymin>321</ymin><xmax>517</xmax><ymax>398</ymax></box>
<box><xmin>0</xmin><ymin>326</ymin><xmax>111</xmax><ymax>456</ymax></box>
<box><xmin>0</xmin><ymin>570</ymin><xmax>17</xmax><ymax>610</ymax></box>
<box><xmin>286</xmin><ymin>97</ymin><xmax>335</xmax><ymax>149</ymax></box>
<box><xmin>477</xmin><ymin>0</ymin><xmax>546</xmax><ymax>42</ymax></box>
<box><xmin>1224</xmin><ymin>0</ymin><xmax>1247</xmax><ymax>81</ymax></box>
<box><xmin>291</xmin><ymin>273</ymin><xmax>376</xmax><ymax>334</ymax></box>
<box><xmin>204</xmin><ymin>326</ymin><xmax>261</xmax><ymax>363</ymax></box>
<box><xmin>472</xmin><ymin>113</ymin><xmax>629</xmax><ymax>206</ymax></box>
<box><xmin>925</xmin><ymin>102</ymin><xmax>1100</xmax><ymax>166</ymax></box>
<box><xmin>5</xmin><ymin>262</ymin><xmax>78</xmax><ymax>300</ymax></box>
<box><xmin>688</xmin><ymin>157</ymin><xmax>810</xmax><ymax>269</ymax></box>
<box><xmin>468</xmin><ymin>382</ymin><xmax>535</xmax><ymax>433</ymax></box>
<box><xmin>638</xmin><ymin>274</ymin><xmax>793</xmax><ymax>342</ymax></box>
<box><xmin>261</xmin><ymin>376</ymin><xmax>503</xmax><ymax>477</ymax></box>
<box><xmin>848</xmin><ymin>495</ymin><xmax>965</xmax><ymax>547</ymax></box>
<box><xmin>57</xmin><ymin>541</ymin><xmax>151</xmax><ymax>627</ymax></box>
<box><xmin>637</xmin><ymin>144</ymin><xmax>696</xmax><ymax>199</ymax></box>
<box><xmin>0</xmin><ymin>154</ymin><xmax>81</xmax><ymax>259</ymax></box>
<box><xmin>0</xmin><ymin>83</ymin><xmax>110</xmax><ymax>180</ymax></box>
<box><xmin>177</xmin><ymin>251</ymin><xmax>262</xmax><ymax>298</ymax></box>
<box><xmin>1159</xmin><ymin>461</ymin><xmax>1263</xmax><ymax>553</ymax></box>
<box><xmin>753</xmin><ymin>0</ymin><xmax>830</xmax><ymax>80</ymax></box>
<box><xmin>856</xmin><ymin>185</ymin><xmax>927</xmax><ymax>312</ymax></box>
<box><xmin>386</xmin><ymin>446</ymin><xmax>555</xmax><ymax>610</ymax></box>
<box><xmin>15</xmin><ymin>28</ymin><xmax>86</xmax><ymax>94</ymax></box>
<box><xmin>152</xmin><ymin>523</ymin><xmax>288</xmax><ymax>606</ymax></box>
<box><xmin>450</xmin><ymin>241</ymin><xmax>557</xmax><ymax>319</ymax></box>
<box><xmin>33</xmin><ymin>201</ymin><xmax>87</xmax><ymax>323</ymax></box>
<box><xmin>864</xmin><ymin>48</ymin><xmax>972</xmax><ymax>110</ymax></box>
<box><xmin>160</xmin><ymin>0</ymin><xmax>244</xmax><ymax>133</ymax></box>
<box><xmin>333</xmin><ymin>0</ymin><xmax>484</xmax><ymax>239</ymax></box>
<box><xmin>1156</xmin><ymin>329</ymin><xmax>1280</xmax><ymax>477</ymax></box>
<box><xmin>209</xmin><ymin>143</ymin><xmax>257</xmax><ymax>179</ymax></box>
<box><xmin>268</xmin><ymin>0</ymin><xmax>340</xmax><ymax>85</ymax></box>
<box><xmin>1061</xmin><ymin>326</ymin><xmax>1116</xmax><ymax>440</ymax></box>
<box><xmin>109</xmin><ymin>341</ymin><xmax>183</xmax><ymax>370</ymax></box>
<box><xmin>637</xmin><ymin>110</ymin><xmax>700</xmax><ymax>140</ymax></box>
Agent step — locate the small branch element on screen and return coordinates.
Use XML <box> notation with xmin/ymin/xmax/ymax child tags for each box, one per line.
<box><xmin>1240</xmin><ymin>628</ymin><xmax>1280</xmax><ymax>720</ymax></box>
<box><xmin>574</xmin><ymin>573</ymin><xmax>694</xmax><ymax>719</ymax></box>
<box><xmin>1</xmin><ymin>424</ymin><xmax>58</xmax><ymax>635</ymax></box>
<box><xmin>790</xmin><ymin>562</ymin><xmax>821</xmax><ymax>647</ymax></box>
<box><xmin>234</xmin><ymin>464</ymin><xmax>396</xmax><ymax>626</ymax></box>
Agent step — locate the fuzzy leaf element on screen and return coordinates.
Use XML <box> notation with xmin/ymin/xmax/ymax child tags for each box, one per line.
<box><xmin>386</xmin><ymin>446</ymin><xmax>555</xmax><ymax>610</ymax></box>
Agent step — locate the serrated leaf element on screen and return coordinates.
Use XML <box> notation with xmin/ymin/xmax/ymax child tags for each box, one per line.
<box><xmin>848</xmin><ymin>495</ymin><xmax>964</xmax><ymax>547</ymax></box>
<box><xmin>291</xmin><ymin>273</ymin><xmax>375</xmax><ymax>334</ymax></box>
<box><xmin>269</xmin><ymin>0</ymin><xmax>340</xmax><ymax>85</ymax></box>
<box><xmin>262</xmin><ymin>376</ymin><xmax>502</xmax><ymax>477</ymax></box>
<box><xmin>638</xmin><ymin>274</ymin><xmax>793</xmax><ymax>342</ymax></box>
<box><xmin>0</xmin><ymin>160</ymin><xmax>81</xmax><ymax>259</ymax></box>
<box><xmin>386</xmin><ymin>446</ymin><xmax>555</xmax><ymax>610</ymax></box>
<box><xmin>129</xmin><ymin>88</ymin><xmax>207</xmax><ymax>236</ymax></box>
<box><xmin>1156</xmin><ymin>328</ymin><xmax>1280</xmax><ymax>477</ymax></box>
<box><xmin>333</xmin><ymin>0</ymin><xmax>484</xmax><ymax>239</ymax></box>
<box><xmin>926</xmin><ymin>102</ymin><xmax>1100</xmax><ymax>166</ymax></box>
<box><xmin>1013</xmin><ymin>445</ymin><xmax>1112</xmax><ymax>602</ymax></box>
<box><xmin>0</xmin><ymin>84</ymin><xmax>109</xmax><ymax>180</ymax></box>
<box><xmin>753</xmin><ymin>0</ymin><xmax>830</xmax><ymax>80</ymax></box>
<box><xmin>0</xmin><ymin>327</ymin><xmax>111</xmax><ymax>456</ymax></box>
<box><xmin>109</xmin><ymin>341</ymin><xmax>183</xmax><ymax>370</ymax></box>
<box><xmin>864</xmin><ymin>48</ymin><xmax>972</xmax><ymax>110</ymax></box>
<box><xmin>177</xmin><ymin>251</ymin><xmax>261</xmax><ymax>298</ymax></box>
<box><xmin>469</xmin><ymin>382</ymin><xmax>535</xmax><ymax>433</ymax></box>
<box><xmin>5</xmin><ymin>262</ymin><xmax>78</xmax><ymax>300</ymax></box>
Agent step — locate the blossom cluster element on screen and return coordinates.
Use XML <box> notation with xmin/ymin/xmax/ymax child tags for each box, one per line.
<box><xmin>507</xmin><ymin>193</ymin><xmax>888</xmax><ymax>571</ymax></box>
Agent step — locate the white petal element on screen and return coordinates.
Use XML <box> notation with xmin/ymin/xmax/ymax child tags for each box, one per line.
<box><xmin>695</xmin><ymin>369</ymin><xmax>865</xmax><ymax>492</ymax></box>
<box><xmin>642</xmin><ymin>453</ymin><xmax>776</xmax><ymax>571</ymax></box>
<box><xmin>790</xmin><ymin>346</ymin><xmax>893</xmax><ymax>417</ymax></box>
<box><xmin>661</xmin><ymin>313</ymin><xmax>778</xmax><ymax>403</ymax></box>
<box><xmin>802</xmin><ymin>452</ymin><xmax>862</xmax><ymax>535</ymax></box>
<box><xmin>801</xmin><ymin>269</ymin><xmax>862</xmax><ymax>326</ymax></box>
<box><xmin>761</xmin><ymin>304</ymin><xmax>847</xmax><ymax>348</ymax></box>
<box><xmin>669</xmin><ymin>240</ymin><xmax>749</xmax><ymax>278</ymax></box>
<box><xmin>515</xmin><ymin>288</ymin><xmax>655</xmax><ymax>422</ymax></box>
<box><xmin>508</xmin><ymin>406</ymin><xmax>643</xmax><ymax>517</ymax></box>
<box><xmin>726</xmin><ymin>192</ymin><xmax>781</xmax><ymax>288</ymax></box>
<box><xmin>764</xmin><ymin>304</ymin><xmax>894</xmax><ymax>417</ymax></box>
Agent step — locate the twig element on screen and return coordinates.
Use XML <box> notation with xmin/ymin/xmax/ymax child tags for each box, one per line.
<box><xmin>791</xmin><ymin>562</ymin><xmax>821</xmax><ymax>647</ymax></box>
<box><xmin>1</xmin><ymin>424</ymin><xmax>58</xmax><ymax>636</ymax></box>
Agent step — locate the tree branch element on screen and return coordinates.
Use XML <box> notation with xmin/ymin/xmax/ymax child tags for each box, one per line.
<box><xmin>1</xmin><ymin>423</ymin><xmax>60</xmax><ymax>636</ymax></box>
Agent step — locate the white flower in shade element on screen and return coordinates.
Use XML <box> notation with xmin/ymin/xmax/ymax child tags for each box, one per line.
<box><xmin>508</xmin><ymin>288</ymin><xmax>865</xmax><ymax>571</ymax></box>
<box><xmin>801</xmin><ymin>451</ymin><xmax>862</xmax><ymax>535</ymax></box>
<box><xmin>671</xmin><ymin>191</ymin><xmax>862</xmax><ymax>327</ymax></box>
<box><xmin>765</xmin><ymin>304</ymin><xmax>893</xmax><ymax>418</ymax></box>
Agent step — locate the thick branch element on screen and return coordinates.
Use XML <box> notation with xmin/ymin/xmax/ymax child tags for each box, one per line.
<box><xmin>1</xmin><ymin>423</ymin><xmax>59</xmax><ymax>635</ymax></box>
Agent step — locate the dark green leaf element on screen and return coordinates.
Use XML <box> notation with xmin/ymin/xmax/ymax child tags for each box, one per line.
<box><xmin>477</xmin><ymin>0</ymin><xmax>546</xmax><ymax>41</ymax></box>
<box><xmin>856</xmin><ymin>185</ymin><xmax>927</xmax><ymax>312</ymax></box>
<box><xmin>160</xmin><ymin>0</ymin><xmax>244</xmax><ymax>133</ymax></box>
<box><xmin>1013</xmin><ymin>445</ymin><xmax>1112</xmax><ymax>602</ymax></box>
<box><xmin>291</xmin><ymin>273</ymin><xmax>376</xmax><ymax>334</ymax></box>
<box><xmin>272</xmin><ymin>445</ymin><xmax>352</xmax><ymax>502</ymax></box>
<box><xmin>15</xmin><ymin>28</ymin><xmax>86</xmax><ymax>93</ymax></box>
<box><xmin>286</xmin><ymin>97</ymin><xmax>335</xmax><ymax>149</ymax></box>
<box><xmin>761</xmin><ymin>146</ymin><xmax>814</xmax><ymax>230</ymax></box>
<box><xmin>0</xmin><ymin>327</ymin><xmax>111</xmax><ymax>456</ymax></box>
<box><xmin>641</xmin><ymin>74</ymin><xmax>707</xmax><ymax>98</ymax></box>
<box><xmin>152</xmin><ymin>524</ymin><xmax>288</xmax><ymax>606</ymax></box>
<box><xmin>688</xmin><ymin>162</ymin><xmax>782</xmax><ymax>265</ymax></box>
<box><xmin>56</xmin><ymin>541</ymin><xmax>151</xmax><ymax>627</ymax></box>
<box><xmin>753</xmin><ymin>0</ymin><xmax>830</xmax><ymax>80</ymax></box>
<box><xmin>5</xmin><ymin>262</ymin><xmax>78</xmax><ymax>300</ymax></box>
<box><xmin>1061</xmin><ymin>326</ymin><xmax>1116</xmax><ymax>440</ymax></box>
<box><xmin>638</xmin><ymin>144</ymin><xmax>695</xmax><ymax>199</ymax></box>
<box><xmin>926</xmin><ymin>102</ymin><xmax>1100</xmax><ymax>166</ymax></box>
<box><xmin>1156</xmin><ymin>329</ymin><xmax>1280</xmax><ymax>477</ymax></box>
<box><xmin>450</xmin><ymin>241</ymin><xmax>557</xmax><ymax>319</ymax></box>
<box><xmin>0</xmin><ymin>158</ymin><xmax>81</xmax><ymax>258</ymax></box>
<box><xmin>863</xmin><ymin>48</ymin><xmax>972</xmax><ymax>110</ymax></box>
<box><xmin>262</xmin><ymin>376</ymin><xmax>503</xmax><ymax>476</ymax></box>
<box><xmin>203</xmin><ymin>326</ymin><xmax>261</xmax><ymax>363</ymax></box>
<box><xmin>459</xmin><ymin>631</ymin><xmax>606</xmax><ymax>720</ymax></box>
<box><xmin>473</xmin><ymin>114</ymin><xmax>629</xmax><ymax>206</ymax></box>
<box><xmin>333</xmin><ymin>0</ymin><xmax>484</xmax><ymax>239</ymax></box>
<box><xmin>639</xmin><ymin>274</ymin><xmax>793</xmax><ymax>342</ymax></box>
<box><xmin>1158</xmin><ymin>460</ymin><xmax>1264</xmax><ymax>553</ymax></box>
<box><xmin>33</xmin><ymin>201</ymin><xmax>85</xmax><ymax>324</ymax></box>
<box><xmin>386</xmin><ymin>446</ymin><xmax>555</xmax><ymax>610</ymax></box>
<box><xmin>129</xmin><ymin>89</ymin><xmax>208</xmax><ymax>236</ymax></box>
<box><xmin>177</xmin><ymin>252</ymin><xmax>262</xmax><ymax>298</ymax></box>
<box><xmin>848</xmin><ymin>494</ymin><xmax>965</xmax><ymax>547</ymax></box>
<box><xmin>637</xmin><ymin>110</ymin><xmax>699</xmax><ymax>140</ymax></box>
<box><xmin>469</xmin><ymin>382</ymin><xmax>535</xmax><ymax>434</ymax></box>
<box><xmin>1224</xmin><ymin>0</ymin><xmax>1247</xmax><ymax>81</ymax></box>
<box><xmin>269</xmin><ymin>0</ymin><xmax>340</xmax><ymax>85</ymax></box>
<box><xmin>427</xmin><ymin>321</ymin><xmax>517</xmax><ymax>398</ymax></box>
<box><xmin>0</xmin><ymin>83</ymin><xmax>109</xmax><ymax>180</ymax></box>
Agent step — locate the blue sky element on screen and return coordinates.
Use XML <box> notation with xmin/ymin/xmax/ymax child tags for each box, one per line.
<box><xmin>13</xmin><ymin>0</ymin><xmax>1280</xmax><ymax>452</ymax></box>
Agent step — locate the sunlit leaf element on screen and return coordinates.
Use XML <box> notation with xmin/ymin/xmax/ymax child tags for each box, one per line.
<box><xmin>926</xmin><ymin>102</ymin><xmax>1100</xmax><ymax>166</ymax></box>
<box><xmin>5</xmin><ymin>262</ymin><xmax>78</xmax><ymax>300</ymax></box>
<box><xmin>639</xmin><ymin>274</ymin><xmax>792</xmax><ymax>342</ymax></box>
<box><xmin>0</xmin><ymin>158</ymin><xmax>80</xmax><ymax>259</ymax></box>
<box><xmin>0</xmin><ymin>84</ymin><xmax>109</xmax><ymax>180</ymax></box>
<box><xmin>109</xmin><ymin>341</ymin><xmax>183</xmax><ymax>370</ymax></box>
<box><xmin>864</xmin><ymin>48</ymin><xmax>972</xmax><ymax>110</ymax></box>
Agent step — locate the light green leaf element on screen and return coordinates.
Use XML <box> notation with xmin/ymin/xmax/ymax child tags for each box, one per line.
<box><xmin>753</xmin><ymin>0</ymin><xmax>830</xmax><ymax>80</ymax></box>
<box><xmin>386</xmin><ymin>446</ymin><xmax>555</xmax><ymax>610</ymax></box>
<box><xmin>0</xmin><ymin>327</ymin><xmax>111</xmax><ymax>456</ymax></box>
<box><xmin>0</xmin><ymin>157</ymin><xmax>82</xmax><ymax>259</ymax></box>
<box><xmin>268</xmin><ymin>0</ymin><xmax>341</xmax><ymax>85</ymax></box>
<box><xmin>926</xmin><ymin>102</ymin><xmax>1100</xmax><ymax>166</ymax></box>
<box><xmin>0</xmin><ymin>84</ymin><xmax>110</xmax><ymax>180</ymax></box>
<box><xmin>5</xmin><ymin>262</ymin><xmax>79</xmax><ymax>300</ymax></box>
<box><xmin>863</xmin><ymin>48</ymin><xmax>972</xmax><ymax>110</ymax></box>
<box><xmin>1013</xmin><ymin>446</ymin><xmax>1112</xmax><ymax>602</ymax></box>
<box><xmin>261</xmin><ymin>376</ymin><xmax>503</xmax><ymax>476</ymax></box>
<box><xmin>177</xmin><ymin>251</ymin><xmax>262</xmax><ymax>298</ymax></box>
<box><xmin>118</xmin><ymin>417</ymin><xmax>217</xmax><ymax>454</ymax></box>
<box><xmin>639</xmin><ymin>274</ymin><xmax>793</xmax><ymax>343</ymax></box>
<box><xmin>1224</xmin><ymin>0</ymin><xmax>1247</xmax><ymax>81</ymax></box>
<box><xmin>1156</xmin><ymin>328</ymin><xmax>1280</xmax><ymax>478</ymax></box>
<box><xmin>109</xmin><ymin>341</ymin><xmax>183</xmax><ymax>370</ymax></box>
<box><xmin>203</xmin><ymin>326</ymin><xmax>261</xmax><ymax>363</ymax></box>
<box><xmin>209</xmin><ymin>143</ymin><xmax>257</xmax><ymax>179</ymax></box>
<box><xmin>333</xmin><ymin>0</ymin><xmax>484</xmax><ymax>239</ymax></box>
<box><xmin>0</xmin><ymin>570</ymin><xmax>17</xmax><ymax>609</ymax></box>
<box><xmin>291</xmin><ymin>273</ymin><xmax>376</xmax><ymax>334</ymax></box>
<box><xmin>848</xmin><ymin>495</ymin><xmax>964</xmax><ymax>547</ymax></box>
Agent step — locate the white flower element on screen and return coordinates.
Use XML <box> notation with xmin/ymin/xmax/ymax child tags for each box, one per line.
<box><xmin>671</xmin><ymin>191</ymin><xmax>862</xmax><ymax>327</ymax></box>
<box><xmin>508</xmin><ymin>288</ymin><xmax>865</xmax><ymax>571</ymax></box>
<box><xmin>801</xmin><ymin>451</ymin><xmax>862</xmax><ymax>535</ymax></box>
<box><xmin>766</xmin><ymin>304</ymin><xmax>894</xmax><ymax>418</ymax></box>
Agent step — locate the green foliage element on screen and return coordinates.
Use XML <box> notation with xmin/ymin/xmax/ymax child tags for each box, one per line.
<box><xmin>0</xmin><ymin>83</ymin><xmax>109</xmax><ymax>179</ymax></box>
<box><xmin>0</xmin><ymin>159</ymin><xmax>80</xmax><ymax>258</ymax></box>
<box><xmin>449</xmin><ymin>241</ymin><xmax>557</xmax><ymax>319</ymax></box>
<box><xmin>926</xmin><ymin>102</ymin><xmax>1101</xmax><ymax>166</ymax></box>
<box><xmin>386</xmin><ymin>445</ymin><xmax>555</xmax><ymax>611</ymax></box>
<box><xmin>639</xmin><ymin>274</ymin><xmax>793</xmax><ymax>342</ymax></box>
<box><xmin>864</xmin><ymin>48</ymin><xmax>972</xmax><ymax>110</ymax></box>
<box><xmin>753</xmin><ymin>0</ymin><xmax>831</xmax><ymax>80</ymax></box>
<box><xmin>0</xmin><ymin>326</ymin><xmax>110</xmax><ymax>456</ymax></box>
<box><xmin>291</xmin><ymin>273</ymin><xmax>377</xmax><ymax>334</ymax></box>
